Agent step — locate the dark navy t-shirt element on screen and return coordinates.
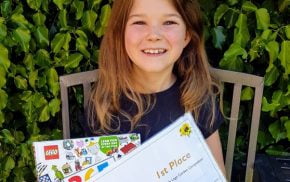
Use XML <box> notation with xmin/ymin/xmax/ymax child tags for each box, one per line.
<box><xmin>84</xmin><ymin>80</ymin><xmax>223</xmax><ymax>143</ymax></box>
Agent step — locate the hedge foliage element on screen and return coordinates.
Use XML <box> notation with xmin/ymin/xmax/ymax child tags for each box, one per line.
<box><xmin>0</xmin><ymin>0</ymin><xmax>111</xmax><ymax>181</ymax></box>
<box><xmin>199</xmin><ymin>0</ymin><xmax>290</xmax><ymax>159</ymax></box>
<box><xmin>0</xmin><ymin>0</ymin><xmax>289</xmax><ymax>181</ymax></box>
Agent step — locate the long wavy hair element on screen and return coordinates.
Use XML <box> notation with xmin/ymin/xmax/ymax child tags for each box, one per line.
<box><xmin>88</xmin><ymin>0</ymin><xmax>220</xmax><ymax>134</ymax></box>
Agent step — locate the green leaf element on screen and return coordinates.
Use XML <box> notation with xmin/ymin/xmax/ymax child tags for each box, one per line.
<box><xmin>37</xmin><ymin>74</ymin><xmax>47</xmax><ymax>88</ymax></box>
<box><xmin>32</xmin><ymin>12</ymin><xmax>46</xmax><ymax>26</ymax></box>
<box><xmin>264</xmin><ymin>65</ymin><xmax>280</xmax><ymax>86</ymax></box>
<box><xmin>76</xmin><ymin>29</ymin><xmax>88</xmax><ymax>42</ymax></box>
<box><xmin>269</xmin><ymin>31</ymin><xmax>278</xmax><ymax>41</ymax></box>
<box><xmin>14</xmin><ymin>76</ymin><xmax>28</xmax><ymax>90</ymax></box>
<box><xmin>51</xmin><ymin>33</ymin><xmax>65</xmax><ymax>53</ymax></box>
<box><xmin>15</xmin><ymin>131</ymin><xmax>25</xmax><ymax>143</ymax></box>
<box><xmin>26</xmin><ymin>0</ymin><xmax>42</xmax><ymax>10</ymax></box>
<box><xmin>4</xmin><ymin>156</ymin><xmax>15</xmax><ymax>171</ymax></box>
<box><xmin>241</xmin><ymin>87</ymin><xmax>254</xmax><ymax>101</ymax></box>
<box><xmin>94</xmin><ymin>21</ymin><xmax>106</xmax><ymax>38</ymax></box>
<box><xmin>285</xmin><ymin>25</ymin><xmax>290</xmax><ymax>40</ymax></box>
<box><xmin>269</xmin><ymin>121</ymin><xmax>287</xmax><ymax>142</ymax></box>
<box><xmin>47</xmin><ymin>68</ymin><xmax>59</xmax><ymax>96</ymax></box>
<box><xmin>272</xmin><ymin>90</ymin><xmax>283</xmax><ymax>104</ymax></box>
<box><xmin>261</xmin><ymin>29</ymin><xmax>272</xmax><ymax>40</ymax></box>
<box><xmin>23</xmin><ymin>54</ymin><xmax>34</xmax><ymax>71</ymax></box>
<box><xmin>0</xmin><ymin>21</ymin><xmax>7</xmax><ymax>40</ymax></box>
<box><xmin>76</xmin><ymin>30</ymin><xmax>90</xmax><ymax>58</ymax></box>
<box><xmin>90</xmin><ymin>0</ymin><xmax>102</xmax><ymax>8</ymax></box>
<box><xmin>256</xmin><ymin>8</ymin><xmax>270</xmax><ymax>30</ymax></box>
<box><xmin>13</xmin><ymin>27</ymin><xmax>31</xmax><ymax>52</ymax></box>
<box><xmin>0</xmin><ymin>44</ymin><xmax>10</xmax><ymax>71</ymax></box>
<box><xmin>33</xmin><ymin>93</ymin><xmax>48</xmax><ymax>108</ymax></box>
<box><xmin>65</xmin><ymin>53</ymin><xmax>83</xmax><ymax>69</ymax></box>
<box><xmin>257</xmin><ymin>131</ymin><xmax>274</xmax><ymax>149</ymax></box>
<box><xmin>95</xmin><ymin>4</ymin><xmax>110</xmax><ymax>36</ymax></box>
<box><xmin>100</xmin><ymin>4</ymin><xmax>111</xmax><ymax>26</ymax></box>
<box><xmin>220</xmin><ymin>57</ymin><xmax>244</xmax><ymax>72</ymax></box>
<box><xmin>1</xmin><ymin>129</ymin><xmax>15</xmax><ymax>144</ymax></box>
<box><xmin>27</xmin><ymin>122</ymin><xmax>40</xmax><ymax>135</ymax></box>
<box><xmin>34</xmin><ymin>26</ymin><xmax>49</xmax><ymax>48</ymax></box>
<box><xmin>234</xmin><ymin>13</ymin><xmax>250</xmax><ymax>47</ymax></box>
<box><xmin>12</xmin><ymin>4</ymin><xmax>24</xmax><ymax>15</ymax></box>
<box><xmin>20</xmin><ymin>91</ymin><xmax>33</xmax><ymax>102</ymax></box>
<box><xmin>64</xmin><ymin>0</ymin><xmax>73</xmax><ymax>5</ymax></box>
<box><xmin>0</xmin><ymin>67</ymin><xmax>6</xmax><ymax>88</ymax></box>
<box><xmin>211</xmin><ymin>26</ymin><xmax>226</xmax><ymax>49</ymax></box>
<box><xmin>35</xmin><ymin>49</ymin><xmax>51</xmax><ymax>68</ymax></box>
<box><xmin>0</xmin><ymin>89</ymin><xmax>8</xmax><ymax>110</ymax></box>
<box><xmin>266</xmin><ymin>145</ymin><xmax>290</xmax><ymax>156</ymax></box>
<box><xmin>58</xmin><ymin>9</ymin><xmax>68</xmax><ymax>28</ymax></box>
<box><xmin>285</xmin><ymin>120</ymin><xmax>290</xmax><ymax>141</ymax></box>
<box><xmin>53</xmin><ymin>0</ymin><xmax>65</xmax><ymax>10</ymax></box>
<box><xmin>220</xmin><ymin>43</ymin><xmax>247</xmax><ymax>71</ymax></box>
<box><xmin>82</xmin><ymin>10</ymin><xmax>98</xmax><ymax>32</ymax></box>
<box><xmin>278</xmin><ymin>41</ymin><xmax>290</xmax><ymax>75</ymax></box>
<box><xmin>265</xmin><ymin>41</ymin><xmax>279</xmax><ymax>72</ymax></box>
<box><xmin>227</xmin><ymin>0</ymin><xmax>238</xmax><ymax>6</ymax></box>
<box><xmin>63</xmin><ymin>33</ymin><xmax>71</xmax><ymax>51</ymax></box>
<box><xmin>72</xmin><ymin>0</ymin><xmax>84</xmax><ymax>20</ymax></box>
<box><xmin>224</xmin><ymin>43</ymin><xmax>248</xmax><ymax>60</ymax></box>
<box><xmin>1</xmin><ymin>0</ymin><xmax>12</xmax><ymax>18</ymax></box>
<box><xmin>42</xmin><ymin>0</ymin><xmax>49</xmax><ymax>12</ymax></box>
<box><xmin>29</xmin><ymin>70</ymin><xmax>38</xmax><ymax>89</ymax></box>
<box><xmin>49</xmin><ymin>98</ymin><xmax>60</xmax><ymax>116</ymax></box>
<box><xmin>76</xmin><ymin>37</ymin><xmax>90</xmax><ymax>58</ymax></box>
<box><xmin>39</xmin><ymin>104</ymin><xmax>50</xmax><ymax>122</ymax></box>
<box><xmin>214</xmin><ymin>4</ymin><xmax>229</xmax><ymax>26</ymax></box>
<box><xmin>16</xmin><ymin>65</ymin><xmax>27</xmax><ymax>77</ymax></box>
<box><xmin>262</xmin><ymin>96</ymin><xmax>280</xmax><ymax>112</ymax></box>
<box><xmin>18</xmin><ymin>92</ymin><xmax>34</xmax><ymax>123</ymax></box>
<box><xmin>11</xmin><ymin>13</ymin><xmax>29</xmax><ymax>28</ymax></box>
<box><xmin>242</xmin><ymin>1</ymin><xmax>257</xmax><ymax>12</ymax></box>
<box><xmin>278</xmin><ymin>0</ymin><xmax>290</xmax><ymax>12</ymax></box>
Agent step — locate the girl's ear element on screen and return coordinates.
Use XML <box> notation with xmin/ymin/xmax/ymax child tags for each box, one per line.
<box><xmin>184</xmin><ymin>31</ymin><xmax>191</xmax><ymax>48</ymax></box>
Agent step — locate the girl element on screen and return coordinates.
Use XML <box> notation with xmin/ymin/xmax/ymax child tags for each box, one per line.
<box><xmin>86</xmin><ymin>0</ymin><xmax>226</xmax><ymax>175</ymax></box>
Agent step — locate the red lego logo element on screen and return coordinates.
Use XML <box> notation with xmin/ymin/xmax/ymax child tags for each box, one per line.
<box><xmin>44</xmin><ymin>145</ymin><xmax>59</xmax><ymax>160</ymax></box>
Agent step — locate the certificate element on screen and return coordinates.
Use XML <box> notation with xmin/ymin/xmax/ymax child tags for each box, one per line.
<box><xmin>89</xmin><ymin>113</ymin><xmax>227</xmax><ymax>182</ymax></box>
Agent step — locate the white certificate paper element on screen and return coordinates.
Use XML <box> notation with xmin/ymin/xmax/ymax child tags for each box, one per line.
<box><xmin>89</xmin><ymin>113</ymin><xmax>227</xmax><ymax>182</ymax></box>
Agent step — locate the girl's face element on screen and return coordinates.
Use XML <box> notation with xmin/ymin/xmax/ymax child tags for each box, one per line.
<box><xmin>125</xmin><ymin>0</ymin><xmax>190</xmax><ymax>78</ymax></box>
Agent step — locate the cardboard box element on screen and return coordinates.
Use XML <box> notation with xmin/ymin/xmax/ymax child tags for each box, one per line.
<box><xmin>33</xmin><ymin>133</ymin><xmax>141</xmax><ymax>182</ymax></box>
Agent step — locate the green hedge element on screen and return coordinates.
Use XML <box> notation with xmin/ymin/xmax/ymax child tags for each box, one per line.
<box><xmin>0</xmin><ymin>0</ymin><xmax>289</xmax><ymax>181</ymax></box>
<box><xmin>0</xmin><ymin>0</ymin><xmax>112</xmax><ymax>181</ymax></box>
<box><xmin>199</xmin><ymin>0</ymin><xmax>290</xmax><ymax>159</ymax></box>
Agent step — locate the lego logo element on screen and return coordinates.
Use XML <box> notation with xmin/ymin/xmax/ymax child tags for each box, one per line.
<box><xmin>44</xmin><ymin>145</ymin><xmax>59</xmax><ymax>160</ymax></box>
<box><xmin>45</xmin><ymin>149</ymin><xmax>58</xmax><ymax>156</ymax></box>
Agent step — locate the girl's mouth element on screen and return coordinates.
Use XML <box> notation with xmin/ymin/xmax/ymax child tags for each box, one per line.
<box><xmin>141</xmin><ymin>48</ymin><xmax>167</xmax><ymax>55</ymax></box>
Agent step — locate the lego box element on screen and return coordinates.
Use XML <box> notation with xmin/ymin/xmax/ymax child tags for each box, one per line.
<box><xmin>33</xmin><ymin>133</ymin><xmax>141</xmax><ymax>182</ymax></box>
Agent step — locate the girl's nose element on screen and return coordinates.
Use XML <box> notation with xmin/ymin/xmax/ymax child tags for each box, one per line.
<box><xmin>147</xmin><ymin>26</ymin><xmax>162</xmax><ymax>41</ymax></box>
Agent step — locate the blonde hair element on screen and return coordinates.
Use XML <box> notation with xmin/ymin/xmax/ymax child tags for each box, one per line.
<box><xmin>88</xmin><ymin>0</ymin><xmax>220</xmax><ymax>134</ymax></box>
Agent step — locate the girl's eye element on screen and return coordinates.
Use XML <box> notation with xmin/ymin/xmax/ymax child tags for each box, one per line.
<box><xmin>133</xmin><ymin>21</ymin><xmax>145</xmax><ymax>25</ymax></box>
<box><xmin>164</xmin><ymin>21</ymin><xmax>177</xmax><ymax>25</ymax></box>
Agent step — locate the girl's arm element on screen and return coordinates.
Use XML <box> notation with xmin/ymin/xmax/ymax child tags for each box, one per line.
<box><xmin>206</xmin><ymin>130</ymin><xmax>226</xmax><ymax>177</ymax></box>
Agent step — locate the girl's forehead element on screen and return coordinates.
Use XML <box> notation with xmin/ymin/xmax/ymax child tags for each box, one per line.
<box><xmin>129</xmin><ymin>0</ymin><xmax>178</xmax><ymax>15</ymax></box>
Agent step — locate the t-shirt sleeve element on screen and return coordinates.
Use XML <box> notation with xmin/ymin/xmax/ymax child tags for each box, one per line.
<box><xmin>196</xmin><ymin>101</ymin><xmax>224</xmax><ymax>139</ymax></box>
